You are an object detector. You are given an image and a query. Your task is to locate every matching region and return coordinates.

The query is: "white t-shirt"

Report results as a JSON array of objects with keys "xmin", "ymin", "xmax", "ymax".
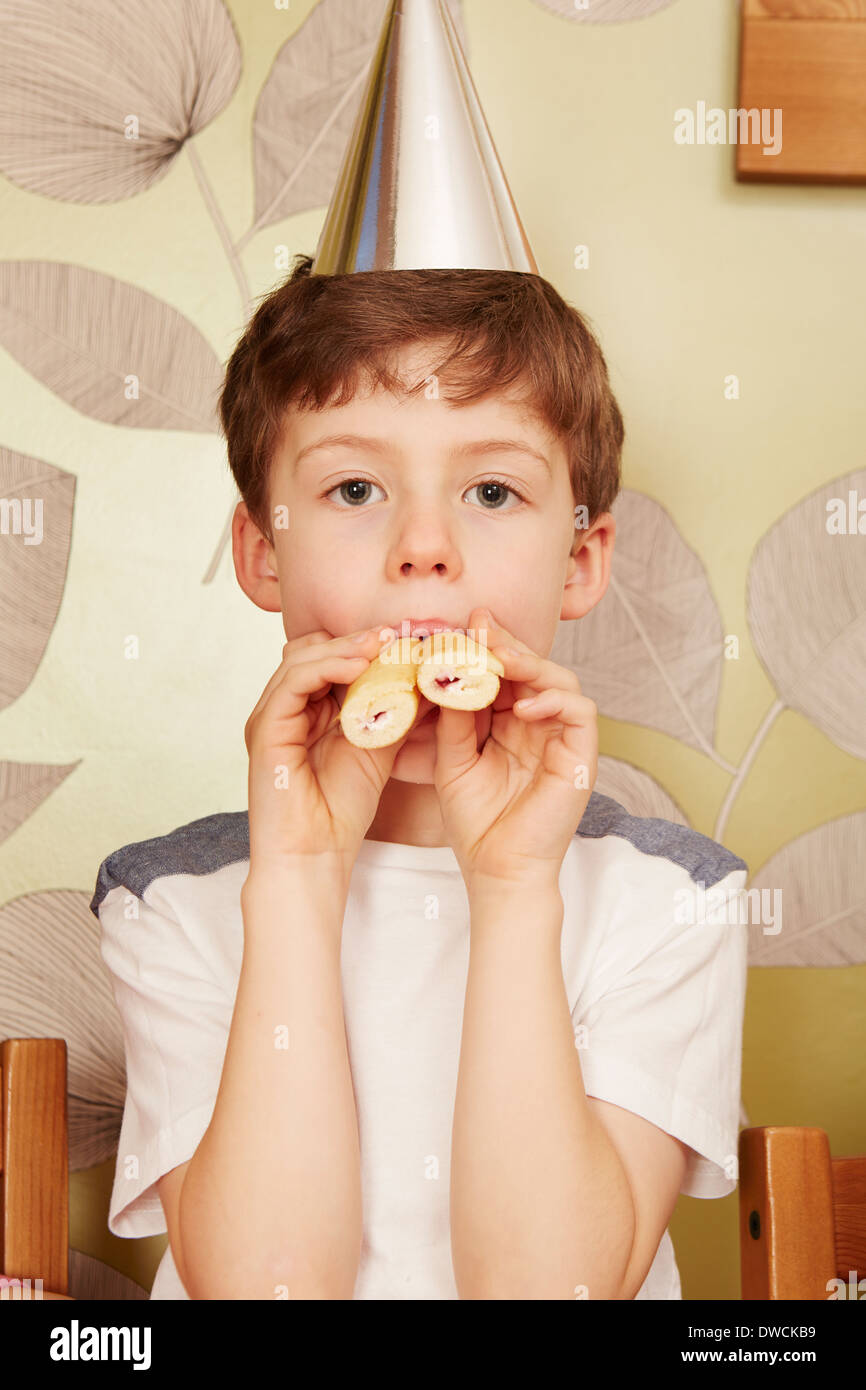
[{"xmin": 90, "ymin": 790, "xmax": 749, "ymax": 1300}]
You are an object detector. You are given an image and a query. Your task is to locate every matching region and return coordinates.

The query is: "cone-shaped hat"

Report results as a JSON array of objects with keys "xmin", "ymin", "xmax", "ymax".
[{"xmin": 311, "ymin": 0, "xmax": 538, "ymax": 275}]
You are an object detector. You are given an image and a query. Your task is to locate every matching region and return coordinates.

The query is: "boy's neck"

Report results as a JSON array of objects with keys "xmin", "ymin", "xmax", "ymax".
[{"xmin": 365, "ymin": 779, "xmax": 449, "ymax": 848}]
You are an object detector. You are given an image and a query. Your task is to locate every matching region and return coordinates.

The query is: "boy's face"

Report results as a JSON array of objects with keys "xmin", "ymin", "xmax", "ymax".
[{"xmin": 233, "ymin": 340, "xmax": 615, "ymax": 788}]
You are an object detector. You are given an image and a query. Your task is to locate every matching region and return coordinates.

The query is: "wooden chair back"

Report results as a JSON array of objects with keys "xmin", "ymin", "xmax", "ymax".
[
  {"xmin": 0, "ymin": 1037, "xmax": 73, "ymax": 1299},
  {"xmin": 739, "ymin": 1125, "xmax": 866, "ymax": 1300}
]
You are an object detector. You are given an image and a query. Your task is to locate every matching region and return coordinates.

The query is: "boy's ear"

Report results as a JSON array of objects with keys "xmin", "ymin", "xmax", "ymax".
[
  {"xmin": 560, "ymin": 511, "xmax": 616, "ymax": 622},
  {"xmin": 231, "ymin": 501, "xmax": 282, "ymax": 612}
]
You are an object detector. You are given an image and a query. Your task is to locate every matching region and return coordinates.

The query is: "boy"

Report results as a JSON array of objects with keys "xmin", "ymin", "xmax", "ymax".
[{"xmin": 90, "ymin": 256, "xmax": 749, "ymax": 1300}]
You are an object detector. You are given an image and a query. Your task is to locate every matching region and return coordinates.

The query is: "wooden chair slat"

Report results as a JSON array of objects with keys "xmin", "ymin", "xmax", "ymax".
[
  {"xmin": 0, "ymin": 1038, "xmax": 69, "ymax": 1298},
  {"xmin": 739, "ymin": 1126, "xmax": 866, "ymax": 1300}
]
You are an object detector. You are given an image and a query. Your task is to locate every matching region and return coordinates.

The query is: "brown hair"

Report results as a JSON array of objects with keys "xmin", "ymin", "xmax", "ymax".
[{"xmin": 218, "ymin": 255, "xmax": 624, "ymax": 547}]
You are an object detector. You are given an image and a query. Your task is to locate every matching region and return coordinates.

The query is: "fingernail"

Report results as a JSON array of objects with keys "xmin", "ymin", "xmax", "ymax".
[{"xmin": 351, "ymin": 629, "xmax": 370, "ymax": 643}]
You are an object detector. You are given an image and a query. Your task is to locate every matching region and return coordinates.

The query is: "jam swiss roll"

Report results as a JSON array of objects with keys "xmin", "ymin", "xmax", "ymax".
[
  {"xmin": 339, "ymin": 630, "xmax": 505, "ymax": 748},
  {"xmin": 338, "ymin": 643, "xmax": 421, "ymax": 749},
  {"xmin": 415, "ymin": 631, "xmax": 505, "ymax": 710}
]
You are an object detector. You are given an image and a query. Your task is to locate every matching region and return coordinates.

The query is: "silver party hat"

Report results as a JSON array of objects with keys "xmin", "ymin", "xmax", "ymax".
[{"xmin": 311, "ymin": 0, "xmax": 538, "ymax": 275}]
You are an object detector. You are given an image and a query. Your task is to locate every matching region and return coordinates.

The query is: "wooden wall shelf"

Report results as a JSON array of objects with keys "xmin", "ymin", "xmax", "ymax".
[{"xmin": 737, "ymin": 0, "xmax": 866, "ymax": 183}]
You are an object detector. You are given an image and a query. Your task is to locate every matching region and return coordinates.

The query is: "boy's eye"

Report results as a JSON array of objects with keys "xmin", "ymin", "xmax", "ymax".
[
  {"xmin": 322, "ymin": 478, "xmax": 526, "ymax": 510},
  {"xmin": 324, "ymin": 479, "xmax": 386, "ymax": 507},
  {"xmin": 466, "ymin": 480, "xmax": 525, "ymax": 510}
]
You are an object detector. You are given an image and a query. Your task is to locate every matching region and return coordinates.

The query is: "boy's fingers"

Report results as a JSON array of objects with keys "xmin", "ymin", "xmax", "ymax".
[
  {"xmin": 247, "ymin": 629, "xmax": 373, "ymax": 741},
  {"xmin": 260, "ymin": 628, "xmax": 393, "ymax": 730},
  {"xmin": 283, "ymin": 630, "xmax": 332, "ymax": 659},
  {"xmin": 246, "ymin": 626, "xmax": 404, "ymax": 753},
  {"xmin": 250, "ymin": 653, "xmax": 372, "ymax": 753},
  {"xmin": 469, "ymin": 607, "xmax": 534, "ymax": 659},
  {"xmin": 489, "ymin": 645, "xmax": 583, "ymax": 699}
]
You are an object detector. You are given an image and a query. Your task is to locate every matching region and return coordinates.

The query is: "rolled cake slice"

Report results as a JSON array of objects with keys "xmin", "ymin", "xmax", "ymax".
[
  {"xmin": 339, "ymin": 642, "xmax": 421, "ymax": 748},
  {"xmin": 416, "ymin": 630, "xmax": 505, "ymax": 711}
]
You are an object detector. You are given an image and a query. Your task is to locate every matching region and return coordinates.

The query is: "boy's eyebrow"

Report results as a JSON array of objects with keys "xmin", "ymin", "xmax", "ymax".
[{"xmin": 292, "ymin": 433, "xmax": 552, "ymax": 475}]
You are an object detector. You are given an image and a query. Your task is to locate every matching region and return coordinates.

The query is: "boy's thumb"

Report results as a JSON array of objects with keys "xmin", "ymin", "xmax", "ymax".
[{"xmin": 433, "ymin": 705, "xmax": 478, "ymax": 782}]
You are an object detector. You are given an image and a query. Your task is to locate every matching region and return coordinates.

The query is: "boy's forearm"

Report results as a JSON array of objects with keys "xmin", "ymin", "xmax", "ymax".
[
  {"xmin": 179, "ymin": 868, "xmax": 361, "ymax": 1299},
  {"xmin": 450, "ymin": 883, "xmax": 635, "ymax": 1300}
]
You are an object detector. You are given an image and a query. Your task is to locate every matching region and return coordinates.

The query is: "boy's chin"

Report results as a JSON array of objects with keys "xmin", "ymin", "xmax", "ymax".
[{"xmin": 385, "ymin": 705, "xmax": 491, "ymax": 783}]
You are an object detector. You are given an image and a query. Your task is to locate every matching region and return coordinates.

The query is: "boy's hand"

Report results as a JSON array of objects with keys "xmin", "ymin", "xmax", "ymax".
[
  {"xmin": 432, "ymin": 607, "xmax": 598, "ymax": 893},
  {"xmin": 244, "ymin": 626, "xmax": 412, "ymax": 889}
]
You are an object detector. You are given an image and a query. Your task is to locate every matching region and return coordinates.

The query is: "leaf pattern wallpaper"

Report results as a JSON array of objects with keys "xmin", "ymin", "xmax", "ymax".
[{"xmin": 0, "ymin": 0, "xmax": 863, "ymax": 1302}]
